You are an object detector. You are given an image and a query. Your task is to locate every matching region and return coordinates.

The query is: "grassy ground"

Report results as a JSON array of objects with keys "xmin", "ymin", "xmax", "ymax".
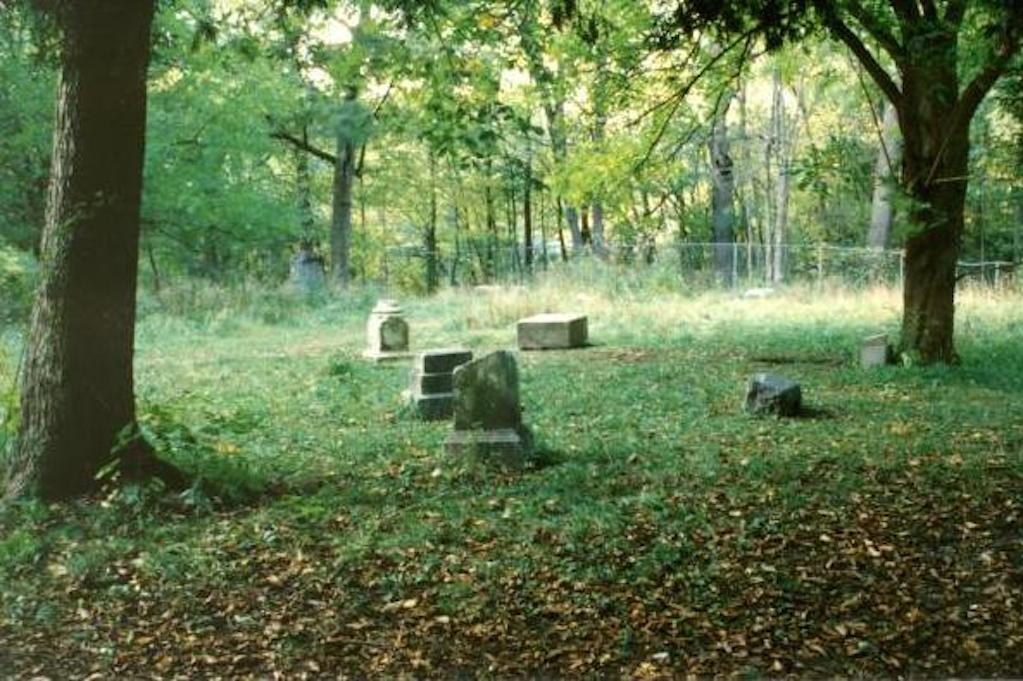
[{"xmin": 2, "ymin": 274, "xmax": 1023, "ymax": 678}]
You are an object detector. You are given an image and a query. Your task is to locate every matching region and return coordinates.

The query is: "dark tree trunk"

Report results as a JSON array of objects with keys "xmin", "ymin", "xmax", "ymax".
[
  {"xmin": 296, "ymin": 126, "xmax": 316, "ymax": 244},
  {"xmin": 523, "ymin": 165, "xmax": 533, "ymax": 273},
  {"xmin": 330, "ymin": 88, "xmax": 358, "ymax": 288},
  {"xmin": 10, "ymin": 0, "xmax": 179, "ymax": 499},
  {"xmin": 898, "ymin": 62, "xmax": 969, "ymax": 363},
  {"xmin": 424, "ymin": 151, "xmax": 439, "ymax": 293}
]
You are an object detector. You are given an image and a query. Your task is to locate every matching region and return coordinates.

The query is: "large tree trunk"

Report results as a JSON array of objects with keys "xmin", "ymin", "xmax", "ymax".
[
  {"xmin": 10, "ymin": 0, "xmax": 175, "ymax": 499},
  {"xmin": 867, "ymin": 101, "xmax": 901, "ymax": 249},
  {"xmin": 709, "ymin": 93, "xmax": 736, "ymax": 285},
  {"xmin": 330, "ymin": 88, "xmax": 358, "ymax": 288},
  {"xmin": 898, "ymin": 64, "xmax": 969, "ymax": 363}
]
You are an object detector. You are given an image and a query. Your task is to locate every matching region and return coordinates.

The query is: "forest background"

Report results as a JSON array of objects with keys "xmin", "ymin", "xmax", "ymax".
[{"xmin": 2, "ymin": 0, "xmax": 1021, "ymax": 321}]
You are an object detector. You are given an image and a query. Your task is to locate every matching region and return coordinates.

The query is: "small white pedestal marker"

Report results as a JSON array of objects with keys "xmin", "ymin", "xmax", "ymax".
[
  {"xmin": 363, "ymin": 299, "xmax": 411, "ymax": 362},
  {"xmin": 860, "ymin": 333, "xmax": 890, "ymax": 369}
]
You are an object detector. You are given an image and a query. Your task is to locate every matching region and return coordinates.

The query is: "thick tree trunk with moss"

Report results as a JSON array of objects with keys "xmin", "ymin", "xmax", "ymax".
[
  {"xmin": 10, "ymin": 0, "xmax": 171, "ymax": 499},
  {"xmin": 898, "ymin": 59, "xmax": 969, "ymax": 364}
]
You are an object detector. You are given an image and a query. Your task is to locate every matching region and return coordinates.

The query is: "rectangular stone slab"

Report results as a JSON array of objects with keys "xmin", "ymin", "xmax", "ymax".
[
  {"xmin": 517, "ymin": 313, "xmax": 588, "ymax": 350},
  {"xmin": 416, "ymin": 349, "xmax": 473, "ymax": 374},
  {"xmin": 412, "ymin": 370, "xmax": 454, "ymax": 396}
]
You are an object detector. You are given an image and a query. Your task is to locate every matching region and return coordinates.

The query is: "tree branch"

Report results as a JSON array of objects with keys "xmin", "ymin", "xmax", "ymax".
[
  {"xmin": 955, "ymin": 37, "xmax": 1021, "ymax": 123},
  {"xmin": 269, "ymin": 129, "xmax": 337, "ymax": 164},
  {"xmin": 819, "ymin": 8, "xmax": 902, "ymax": 107},
  {"xmin": 845, "ymin": 3, "xmax": 904, "ymax": 61}
]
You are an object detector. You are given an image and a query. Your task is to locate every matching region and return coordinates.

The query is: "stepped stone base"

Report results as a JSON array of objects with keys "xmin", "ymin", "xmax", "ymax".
[
  {"xmin": 444, "ymin": 427, "xmax": 532, "ymax": 469},
  {"xmin": 517, "ymin": 313, "xmax": 588, "ymax": 350},
  {"xmin": 410, "ymin": 392, "xmax": 456, "ymax": 420}
]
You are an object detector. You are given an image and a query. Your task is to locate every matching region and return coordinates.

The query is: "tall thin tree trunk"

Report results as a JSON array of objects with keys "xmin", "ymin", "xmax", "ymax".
[
  {"xmin": 330, "ymin": 87, "xmax": 358, "ymax": 288},
  {"xmin": 709, "ymin": 92, "xmax": 736, "ymax": 285},
  {"xmin": 867, "ymin": 101, "xmax": 901, "ymax": 250},
  {"xmin": 11, "ymin": 0, "xmax": 178, "ymax": 499},
  {"xmin": 556, "ymin": 197, "xmax": 569, "ymax": 262},
  {"xmin": 769, "ymin": 68, "xmax": 789, "ymax": 284},
  {"xmin": 424, "ymin": 150, "xmax": 439, "ymax": 293},
  {"xmin": 524, "ymin": 159, "xmax": 533, "ymax": 273}
]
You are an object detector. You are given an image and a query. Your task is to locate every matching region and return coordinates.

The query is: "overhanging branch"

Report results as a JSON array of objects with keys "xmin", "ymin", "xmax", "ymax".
[
  {"xmin": 269, "ymin": 128, "xmax": 337, "ymax": 165},
  {"xmin": 819, "ymin": 7, "xmax": 902, "ymax": 107}
]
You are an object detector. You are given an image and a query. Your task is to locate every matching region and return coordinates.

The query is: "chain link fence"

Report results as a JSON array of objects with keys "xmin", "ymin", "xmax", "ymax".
[{"xmin": 382, "ymin": 242, "xmax": 929, "ymax": 291}]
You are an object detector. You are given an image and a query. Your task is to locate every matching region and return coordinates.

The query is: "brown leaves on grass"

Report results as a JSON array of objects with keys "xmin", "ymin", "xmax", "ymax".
[{"xmin": 4, "ymin": 461, "xmax": 1023, "ymax": 678}]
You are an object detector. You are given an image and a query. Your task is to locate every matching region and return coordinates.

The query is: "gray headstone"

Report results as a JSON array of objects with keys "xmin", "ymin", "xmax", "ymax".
[
  {"xmin": 289, "ymin": 249, "xmax": 325, "ymax": 293},
  {"xmin": 444, "ymin": 350, "xmax": 532, "ymax": 466},
  {"xmin": 860, "ymin": 333, "xmax": 889, "ymax": 368},
  {"xmin": 517, "ymin": 313, "xmax": 588, "ymax": 350},
  {"xmin": 745, "ymin": 373, "xmax": 802, "ymax": 417}
]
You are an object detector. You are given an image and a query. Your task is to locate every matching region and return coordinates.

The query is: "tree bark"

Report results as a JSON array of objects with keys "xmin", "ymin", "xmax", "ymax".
[
  {"xmin": 523, "ymin": 162, "xmax": 533, "ymax": 273},
  {"xmin": 709, "ymin": 93, "xmax": 736, "ymax": 285},
  {"xmin": 424, "ymin": 150, "xmax": 439, "ymax": 293},
  {"xmin": 898, "ymin": 60, "xmax": 969, "ymax": 363},
  {"xmin": 330, "ymin": 87, "xmax": 358, "ymax": 288},
  {"xmin": 769, "ymin": 68, "xmax": 790, "ymax": 284},
  {"xmin": 10, "ymin": 0, "xmax": 179, "ymax": 499},
  {"xmin": 867, "ymin": 101, "xmax": 901, "ymax": 249}
]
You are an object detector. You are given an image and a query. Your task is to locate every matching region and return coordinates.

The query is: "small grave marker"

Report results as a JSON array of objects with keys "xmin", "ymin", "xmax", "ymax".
[
  {"xmin": 517, "ymin": 313, "xmax": 588, "ymax": 350},
  {"xmin": 364, "ymin": 299, "xmax": 410, "ymax": 362},
  {"xmin": 745, "ymin": 373, "xmax": 802, "ymax": 417},
  {"xmin": 445, "ymin": 350, "xmax": 533, "ymax": 467}
]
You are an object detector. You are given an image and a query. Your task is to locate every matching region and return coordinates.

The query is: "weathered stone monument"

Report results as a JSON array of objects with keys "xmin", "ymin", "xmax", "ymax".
[
  {"xmin": 445, "ymin": 350, "xmax": 532, "ymax": 467},
  {"xmin": 860, "ymin": 333, "xmax": 890, "ymax": 368},
  {"xmin": 745, "ymin": 373, "xmax": 802, "ymax": 417},
  {"xmin": 517, "ymin": 313, "xmax": 588, "ymax": 350},
  {"xmin": 363, "ymin": 299, "xmax": 410, "ymax": 362},
  {"xmin": 407, "ymin": 349, "xmax": 473, "ymax": 420},
  {"xmin": 288, "ymin": 245, "xmax": 325, "ymax": 293}
]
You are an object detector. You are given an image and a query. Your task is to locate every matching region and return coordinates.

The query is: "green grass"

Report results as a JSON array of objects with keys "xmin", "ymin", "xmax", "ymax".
[{"xmin": 2, "ymin": 277, "xmax": 1022, "ymax": 677}]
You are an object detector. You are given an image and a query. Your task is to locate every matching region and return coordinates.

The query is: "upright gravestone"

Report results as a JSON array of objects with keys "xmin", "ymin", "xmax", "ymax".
[
  {"xmin": 745, "ymin": 373, "xmax": 802, "ymax": 417},
  {"xmin": 860, "ymin": 333, "xmax": 890, "ymax": 368},
  {"xmin": 408, "ymin": 349, "xmax": 473, "ymax": 420},
  {"xmin": 289, "ymin": 246, "xmax": 325, "ymax": 294},
  {"xmin": 445, "ymin": 350, "xmax": 532, "ymax": 467},
  {"xmin": 517, "ymin": 313, "xmax": 588, "ymax": 350},
  {"xmin": 364, "ymin": 299, "xmax": 410, "ymax": 362}
]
